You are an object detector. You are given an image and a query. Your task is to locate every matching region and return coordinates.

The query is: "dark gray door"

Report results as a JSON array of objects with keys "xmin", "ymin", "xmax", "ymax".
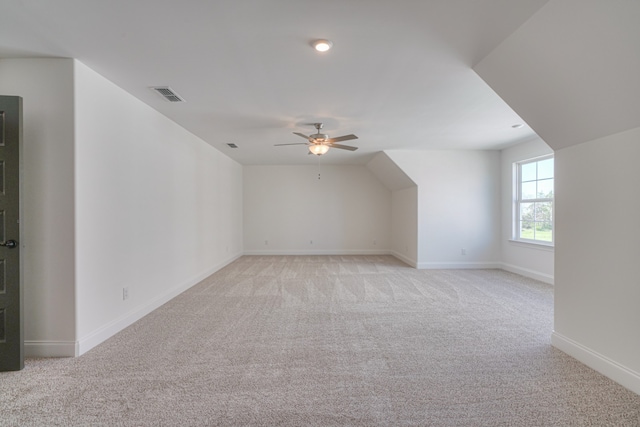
[{"xmin": 0, "ymin": 96, "xmax": 23, "ymax": 371}]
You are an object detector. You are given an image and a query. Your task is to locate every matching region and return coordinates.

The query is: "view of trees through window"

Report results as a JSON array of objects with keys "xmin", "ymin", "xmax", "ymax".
[{"xmin": 517, "ymin": 157, "xmax": 553, "ymax": 243}]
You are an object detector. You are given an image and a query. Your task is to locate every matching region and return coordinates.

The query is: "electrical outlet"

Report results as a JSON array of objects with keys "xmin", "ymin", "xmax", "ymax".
[
  {"xmin": 373, "ymin": 239, "xmax": 377, "ymax": 246},
  {"xmin": 122, "ymin": 287, "xmax": 129, "ymax": 301},
  {"xmin": 310, "ymin": 240, "xmax": 313, "ymax": 245},
  {"xmin": 461, "ymin": 248, "xmax": 466, "ymax": 255},
  {"xmin": 265, "ymin": 240, "xmax": 268, "ymax": 245}
]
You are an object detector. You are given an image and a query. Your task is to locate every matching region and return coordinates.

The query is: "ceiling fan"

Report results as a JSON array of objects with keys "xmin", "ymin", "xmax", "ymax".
[{"xmin": 275, "ymin": 123, "xmax": 358, "ymax": 155}]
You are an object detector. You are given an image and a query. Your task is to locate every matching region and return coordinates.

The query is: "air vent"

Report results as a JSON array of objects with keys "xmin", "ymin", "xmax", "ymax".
[
  {"xmin": 150, "ymin": 86, "xmax": 185, "ymax": 103},
  {"xmin": 227, "ymin": 143, "xmax": 238, "ymax": 148}
]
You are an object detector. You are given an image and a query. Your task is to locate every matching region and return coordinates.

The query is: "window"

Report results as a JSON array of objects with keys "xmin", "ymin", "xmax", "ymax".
[{"xmin": 515, "ymin": 156, "xmax": 554, "ymax": 244}]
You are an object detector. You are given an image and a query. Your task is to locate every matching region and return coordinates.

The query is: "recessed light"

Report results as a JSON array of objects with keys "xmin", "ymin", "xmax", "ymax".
[
  {"xmin": 312, "ymin": 39, "xmax": 333, "ymax": 52},
  {"xmin": 512, "ymin": 124, "xmax": 524, "ymax": 129}
]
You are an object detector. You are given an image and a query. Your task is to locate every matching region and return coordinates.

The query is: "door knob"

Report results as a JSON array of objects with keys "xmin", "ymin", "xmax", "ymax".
[{"xmin": 0, "ymin": 240, "xmax": 18, "ymax": 248}]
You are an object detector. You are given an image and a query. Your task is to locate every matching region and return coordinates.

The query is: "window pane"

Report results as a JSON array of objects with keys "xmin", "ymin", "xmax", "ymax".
[
  {"xmin": 520, "ymin": 203, "xmax": 534, "ymax": 221},
  {"xmin": 520, "ymin": 221, "xmax": 534, "ymax": 239},
  {"xmin": 521, "ymin": 162, "xmax": 537, "ymax": 182},
  {"xmin": 514, "ymin": 156, "xmax": 554, "ymax": 244},
  {"xmin": 535, "ymin": 202, "xmax": 552, "ymax": 222},
  {"xmin": 537, "ymin": 178, "xmax": 553, "ymax": 198},
  {"xmin": 521, "ymin": 181, "xmax": 536, "ymax": 199},
  {"xmin": 535, "ymin": 222, "xmax": 553, "ymax": 242},
  {"xmin": 538, "ymin": 158, "xmax": 554, "ymax": 180}
]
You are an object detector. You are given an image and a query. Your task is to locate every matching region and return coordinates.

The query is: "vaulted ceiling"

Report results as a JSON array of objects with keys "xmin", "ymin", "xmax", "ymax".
[{"xmin": 0, "ymin": 1, "xmax": 549, "ymax": 165}]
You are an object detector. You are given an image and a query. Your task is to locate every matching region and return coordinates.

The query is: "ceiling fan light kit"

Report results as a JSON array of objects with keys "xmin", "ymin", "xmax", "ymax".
[
  {"xmin": 309, "ymin": 144, "xmax": 330, "ymax": 156},
  {"xmin": 274, "ymin": 122, "xmax": 359, "ymax": 156}
]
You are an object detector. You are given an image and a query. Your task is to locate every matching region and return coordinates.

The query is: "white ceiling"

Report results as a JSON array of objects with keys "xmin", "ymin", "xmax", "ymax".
[
  {"xmin": 476, "ymin": 0, "xmax": 640, "ymax": 151},
  {"xmin": 0, "ymin": 0, "xmax": 548, "ymax": 165}
]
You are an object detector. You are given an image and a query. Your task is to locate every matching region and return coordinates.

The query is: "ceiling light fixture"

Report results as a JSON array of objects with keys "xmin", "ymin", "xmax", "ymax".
[
  {"xmin": 312, "ymin": 39, "xmax": 333, "ymax": 52},
  {"xmin": 512, "ymin": 123, "xmax": 524, "ymax": 129},
  {"xmin": 309, "ymin": 144, "xmax": 330, "ymax": 156}
]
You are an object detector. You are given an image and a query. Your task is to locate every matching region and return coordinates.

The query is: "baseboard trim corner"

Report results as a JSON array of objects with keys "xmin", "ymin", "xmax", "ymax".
[
  {"xmin": 552, "ymin": 331, "xmax": 640, "ymax": 395},
  {"xmin": 390, "ymin": 251, "xmax": 417, "ymax": 268}
]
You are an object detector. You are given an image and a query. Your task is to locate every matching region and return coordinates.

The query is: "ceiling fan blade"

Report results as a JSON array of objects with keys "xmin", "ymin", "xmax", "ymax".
[
  {"xmin": 274, "ymin": 143, "xmax": 308, "ymax": 146},
  {"xmin": 293, "ymin": 132, "xmax": 310, "ymax": 140},
  {"xmin": 330, "ymin": 143, "xmax": 358, "ymax": 151},
  {"xmin": 327, "ymin": 134, "xmax": 358, "ymax": 143}
]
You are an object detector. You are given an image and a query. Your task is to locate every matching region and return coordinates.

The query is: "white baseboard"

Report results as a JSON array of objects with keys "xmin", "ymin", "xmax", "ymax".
[
  {"xmin": 25, "ymin": 340, "xmax": 78, "ymax": 358},
  {"xmin": 76, "ymin": 253, "xmax": 242, "ymax": 356},
  {"xmin": 27, "ymin": 253, "xmax": 556, "ymax": 359},
  {"xmin": 242, "ymin": 249, "xmax": 391, "ymax": 256},
  {"xmin": 416, "ymin": 261, "xmax": 502, "ymax": 269},
  {"xmin": 552, "ymin": 332, "xmax": 640, "ymax": 396},
  {"xmin": 501, "ymin": 263, "xmax": 554, "ymax": 284},
  {"xmin": 389, "ymin": 251, "xmax": 417, "ymax": 268}
]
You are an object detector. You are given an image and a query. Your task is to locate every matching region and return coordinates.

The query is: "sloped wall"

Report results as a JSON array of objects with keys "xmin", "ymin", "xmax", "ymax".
[
  {"xmin": 385, "ymin": 150, "xmax": 501, "ymax": 268},
  {"xmin": 1, "ymin": 58, "xmax": 244, "ymax": 356},
  {"xmin": 74, "ymin": 60, "xmax": 243, "ymax": 354},
  {"xmin": 475, "ymin": 0, "xmax": 640, "ymax": 394},
  {"xmin": 366, "ymin": 152, "xmax": 418, "ymax": 265},
  {"xmin": 475, "ymin": 0, "xmax": 640, "ymax": 151}
]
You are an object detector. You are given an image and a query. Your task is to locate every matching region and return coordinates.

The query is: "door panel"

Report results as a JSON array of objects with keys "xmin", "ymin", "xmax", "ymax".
[{"xmin": 0, "ymin": 95, "xmax": 23, "ymax": 371}]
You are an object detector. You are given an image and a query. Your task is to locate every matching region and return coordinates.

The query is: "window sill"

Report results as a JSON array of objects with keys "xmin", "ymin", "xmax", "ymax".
[{"xmin": 508, "ymin": 239, "xmax": 555, "ymax": 252}]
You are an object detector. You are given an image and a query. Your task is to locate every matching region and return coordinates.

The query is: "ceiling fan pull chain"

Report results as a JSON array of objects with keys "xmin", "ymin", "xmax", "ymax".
[{"xmin": 317, "ymin": 157, "xmax": 321, "ymax": 180}]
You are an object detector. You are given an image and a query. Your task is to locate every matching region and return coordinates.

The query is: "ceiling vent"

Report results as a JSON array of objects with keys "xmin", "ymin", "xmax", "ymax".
[{"xmin": 150, "ymin": 86, "xmax": 185, "ymax": 103}]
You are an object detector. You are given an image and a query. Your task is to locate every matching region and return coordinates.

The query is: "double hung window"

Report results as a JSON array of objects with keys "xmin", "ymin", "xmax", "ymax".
[{"xmin": 515, "ymin": 156, "xmax": 554, "ymax": 244}]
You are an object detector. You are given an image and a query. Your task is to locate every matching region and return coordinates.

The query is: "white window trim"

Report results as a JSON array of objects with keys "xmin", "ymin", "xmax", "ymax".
[
  {"xmin": 513, "ymin": 154, "xmax": 554, "ymax": 246},
  {"xmin": 508, "ymin": 239, "xmax": 554, "ymax": 251}
]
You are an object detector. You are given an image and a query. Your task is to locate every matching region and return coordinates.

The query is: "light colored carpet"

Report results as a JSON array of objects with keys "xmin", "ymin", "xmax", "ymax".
[{"xmin": 2, "ymin": 255, "xmax": 639, "ymax": 426}]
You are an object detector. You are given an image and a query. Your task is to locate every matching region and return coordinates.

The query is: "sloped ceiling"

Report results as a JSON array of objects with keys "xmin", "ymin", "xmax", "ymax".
[
  {"xmin": 366, "ymin": 152, "xmax": 416, "ymax": 191},
  {"xmin": 0, "ymin": 1, "xmax": 548, "ymax": 165},
  {"xmin": 475, "ymin": 0, "xmax": 640, "ymax": 151}
]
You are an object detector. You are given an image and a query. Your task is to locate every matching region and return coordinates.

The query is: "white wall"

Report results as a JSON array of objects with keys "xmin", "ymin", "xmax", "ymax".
[
  {"xmin": 552, "ymin": 126, "xmax": 640, "ymax": 394},
  {"xmin": 391, "ymin": 186, "xmax": 418, "ymax": 266},
  {"xmin": 366, "ymin": 152, "xmax": 417, "ymax": 266},
  {"xmin": 0, "ymin": 58, "xmax": 77, "ymax": 356},
  {"xmin": 500, "ymin": 138, "xmax": 554, "ymax": 283},
  {"xmin": 475, "ymin": 0, "xmax": 640, "ymax": 394},
  {"xmin": 73, "ymin": 61, "xmax": 243, "ymax": 354},
  {"xmin": 386, "ymin": 150, "xmax": 501, "ymax": 268},
  {"xmin": 1, "ymin": 58, "xmax": 243, "ymax": 357},
  {"xmin": 243, "ymin": 165, "xmax": 390, "ymax": 254}
]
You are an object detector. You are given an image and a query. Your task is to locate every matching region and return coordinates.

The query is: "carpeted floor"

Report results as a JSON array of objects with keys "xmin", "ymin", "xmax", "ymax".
[{"xmin": 2, "ymin": 255, "xmax": 640, "ymax": 426}]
